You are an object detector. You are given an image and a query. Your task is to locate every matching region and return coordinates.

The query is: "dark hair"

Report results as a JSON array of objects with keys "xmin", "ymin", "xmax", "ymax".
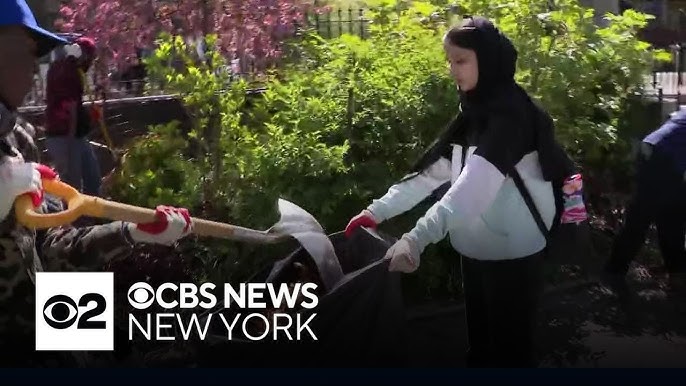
[{"xmin": 444, "ymin": 18, "xmax": 480, "ymax": 50}]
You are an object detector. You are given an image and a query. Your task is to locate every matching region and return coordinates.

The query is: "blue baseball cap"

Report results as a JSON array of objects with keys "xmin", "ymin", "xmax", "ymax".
[{"xmin": 0, "ymin": 0, "xmax": 69, "ymax": 57}]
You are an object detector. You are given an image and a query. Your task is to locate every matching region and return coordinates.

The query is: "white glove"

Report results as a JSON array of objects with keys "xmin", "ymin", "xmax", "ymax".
[
  {"xmin": 384, "ymin": 234, "xmax": 421, "ymax": 273},
  {"xmin": 127, "ymin": 206, "xmax": 193, "ymax": 246},
  {"xmin": 0, "ymin": 161, "xmax": 52, "ymax": 222},
  {"xmin": 64, "ymin": 43, "xmax": 83, "ymax": 59}
]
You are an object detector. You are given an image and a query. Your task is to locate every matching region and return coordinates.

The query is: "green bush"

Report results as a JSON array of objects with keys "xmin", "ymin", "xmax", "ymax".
[
  {"xmin": 107, "ymin": 121, "xmax": 202, "ymax": 210},
  {"xmin": 247, "ymin": 2, "xmax": 463, "ymax": 300},
  {"xmin": 251, "ymin": 10, "xmax": 458, "ymax": 227},
  {"xmin": 107, "ymin": 33, "xmax": 350, "ymax": 288}
]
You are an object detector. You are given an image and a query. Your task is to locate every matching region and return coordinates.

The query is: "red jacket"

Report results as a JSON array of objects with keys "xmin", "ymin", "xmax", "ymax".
[{"xmin": 45, "ymin": 57, "xmax": 84, "ymax": 136}]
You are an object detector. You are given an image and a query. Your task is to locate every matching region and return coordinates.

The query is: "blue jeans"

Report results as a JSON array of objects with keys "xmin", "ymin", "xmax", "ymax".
[{"xmin": 45, "ymin": 136, "xmax": 102, "ymax": 196}]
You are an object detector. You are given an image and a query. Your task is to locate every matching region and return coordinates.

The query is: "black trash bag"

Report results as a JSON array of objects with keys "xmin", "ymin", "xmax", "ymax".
[{"xmin": 195, "ymin": 227, "xmax": 407, "ymax": 367}]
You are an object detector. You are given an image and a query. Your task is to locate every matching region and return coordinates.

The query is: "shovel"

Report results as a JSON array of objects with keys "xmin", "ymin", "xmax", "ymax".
[{"xmin": 14, "ymin": 178, "xmax": 326, "ymax": 245}]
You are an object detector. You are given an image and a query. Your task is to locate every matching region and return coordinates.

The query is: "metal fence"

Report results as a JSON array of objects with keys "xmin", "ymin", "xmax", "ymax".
[
  {"xmin": 649, "ymin": 42, "xmax": 686, "ymax": 113},
  {"xmin": 307, "ymin": 6, "xmax": 370, "ymax": 39},
  {"xmin": 646, "ymin": 72, "xmax": 686, "ymax": 97},
  {"xmin": 22, "ymin": 67, "xmax": 160, "ymax": 108}
]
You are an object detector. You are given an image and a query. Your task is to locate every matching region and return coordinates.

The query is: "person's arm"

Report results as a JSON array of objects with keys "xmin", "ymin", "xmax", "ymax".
[
  {"xmin": 367, "ymin": 157, "xmax": 452, "ymax": 222},
  {"xmin": 405, "ymin": 117, "xmax": 527, "ymax": 252},
  {"xmin": 38, "ymin": 197, "xmax": 193, "ymax": 271},
  {"xmin": 37, "ymin": 196, "xmax": 135, "ymax": 271},
  {"xmin": 404, "ymin": 154, "xmax": 506, "ymax": 252}
]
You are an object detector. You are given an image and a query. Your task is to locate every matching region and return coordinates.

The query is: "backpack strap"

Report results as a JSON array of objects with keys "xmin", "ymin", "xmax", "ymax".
[{"xmin": 509, "ymin": 167, "xmax": 551, "ymax": 244}]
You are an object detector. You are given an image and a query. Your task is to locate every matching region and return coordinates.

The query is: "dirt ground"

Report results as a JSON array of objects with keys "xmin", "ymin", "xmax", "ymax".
[{"xmin": 404, "ymin": 261, "xmax": 686, "ymax": 368}]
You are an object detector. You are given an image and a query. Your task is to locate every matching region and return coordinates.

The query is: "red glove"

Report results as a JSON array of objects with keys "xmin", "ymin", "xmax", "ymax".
[
  {"xmin": 344, "ymin": 209, "xmax": 378, "ymax": 238},
  {"xmin": 28, "ymin": 164, "xmax": 58, "ymax": 207},
  {"xmin": 127, "ymin": 205, "xmax": 193, "ymax": 246}
]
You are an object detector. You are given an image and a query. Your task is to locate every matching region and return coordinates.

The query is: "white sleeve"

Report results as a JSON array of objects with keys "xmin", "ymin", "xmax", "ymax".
[
  {"xmin": 405, "ymin": 154, "xmax": 506, "ymax": 252},
  {"xmin": 367, "ymin": 157, "xmax": 452, "ymax": 222}
]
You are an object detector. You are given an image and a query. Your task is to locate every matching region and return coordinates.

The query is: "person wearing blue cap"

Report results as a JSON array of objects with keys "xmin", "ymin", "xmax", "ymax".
[
  {"xmin": 0, "ymin": 0, "xmax": 195, "ymax": 366},
  {"xmin": 0, "ymin": 0, "xmax": 69, "ymax": 111}
]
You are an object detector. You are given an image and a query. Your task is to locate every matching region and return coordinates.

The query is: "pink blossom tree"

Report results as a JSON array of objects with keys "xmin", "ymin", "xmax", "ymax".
[{"xmin": 57, "ymin": 0, "xmax": 313, "ymax": 77}]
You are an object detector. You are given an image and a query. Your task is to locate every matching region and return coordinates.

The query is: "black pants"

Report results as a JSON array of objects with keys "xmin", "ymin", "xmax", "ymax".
[
  {"xmin": 607, "ymin": 146, "xmax": 686, "ymax": 275},
  {"xmin": 461, "ymin": 252, "xmax": 543, "ymax": 368}
]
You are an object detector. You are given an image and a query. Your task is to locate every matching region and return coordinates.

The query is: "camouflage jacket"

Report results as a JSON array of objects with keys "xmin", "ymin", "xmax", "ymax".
[{"xmin": 0, "ymin": 117, "xmax": 135, "ymax": 354}]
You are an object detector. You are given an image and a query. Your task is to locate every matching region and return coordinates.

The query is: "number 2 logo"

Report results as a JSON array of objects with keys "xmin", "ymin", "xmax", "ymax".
[{"xmin": 42, "ymin": 293, "xmax": 107, "ymax": 330}]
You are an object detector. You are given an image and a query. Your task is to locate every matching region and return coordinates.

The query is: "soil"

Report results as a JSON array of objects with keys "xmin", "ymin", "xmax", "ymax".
[{"xmin": 405, "ymin": 241, "xmax": 686, "ymax": 368}]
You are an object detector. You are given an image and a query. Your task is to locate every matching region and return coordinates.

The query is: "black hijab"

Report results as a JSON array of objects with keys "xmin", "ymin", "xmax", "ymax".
[
  {"xmin": 450, "ymin": 16, "xmax": 518, "ymax": 114},
  {"xmin": 405, "ymin": 16, "xmax": 573, "ymax": 183}
]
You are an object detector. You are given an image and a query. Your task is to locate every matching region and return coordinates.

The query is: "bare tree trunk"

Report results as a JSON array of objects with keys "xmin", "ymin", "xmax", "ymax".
[{"xmin": 200, "ymin": 0, "xmax": 223, "ymax": 203}]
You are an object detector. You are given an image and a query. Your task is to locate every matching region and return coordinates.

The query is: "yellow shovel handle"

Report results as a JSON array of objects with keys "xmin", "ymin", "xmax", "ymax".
[
  {"xmin": 13, "ymin": 179, "xmax": 276, "ymax": 242},
  {"xmin": 14, "ymin": 179, "xmax": 176, "ymax": 229}
]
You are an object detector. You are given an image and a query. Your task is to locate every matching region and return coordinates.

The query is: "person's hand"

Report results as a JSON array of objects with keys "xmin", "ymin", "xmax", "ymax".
[
  {"xmin": 0, "ymin": 161, "xmax": 58, "ymax": 221},
  {"xmin": 384, "ymin": 235, "xmax": 421, "ymax": 273},
  {"xmin": 344, "ymin": 209, "xmax": 378, "ymax": 238},
  {"xmin": 127, "ymin": 206, "xmax": 193, "ymax": 246}
]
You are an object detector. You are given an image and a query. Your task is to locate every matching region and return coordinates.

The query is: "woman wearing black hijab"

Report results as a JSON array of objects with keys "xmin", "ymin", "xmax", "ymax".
[{"xmin": 345, "ymin": 16, "xmax": 567, "ymax": 367}]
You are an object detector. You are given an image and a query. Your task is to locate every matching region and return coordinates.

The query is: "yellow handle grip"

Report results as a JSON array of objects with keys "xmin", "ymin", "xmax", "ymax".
[
  {"xmin": 13, "ymin": 179, "xmax": 276, "ymax": 242},
  {"xmin": 14, "ymin": 179, "xmax": 103, "ymax": 229}
]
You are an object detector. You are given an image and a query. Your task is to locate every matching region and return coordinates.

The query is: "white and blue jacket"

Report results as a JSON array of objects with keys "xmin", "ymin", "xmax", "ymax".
[{"xmin": 368, "ymin": 115, "xmax": 556, "ymax": 261}]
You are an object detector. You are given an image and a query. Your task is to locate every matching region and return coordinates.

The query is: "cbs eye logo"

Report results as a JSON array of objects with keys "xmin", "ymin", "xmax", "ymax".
[
  {"xmin": 127, "ymin": 282, "xmax": 155, "ymax": 310},
  {"xmin": 42, "ymin": 293, "xmax": 107, "ymax": 330}
]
